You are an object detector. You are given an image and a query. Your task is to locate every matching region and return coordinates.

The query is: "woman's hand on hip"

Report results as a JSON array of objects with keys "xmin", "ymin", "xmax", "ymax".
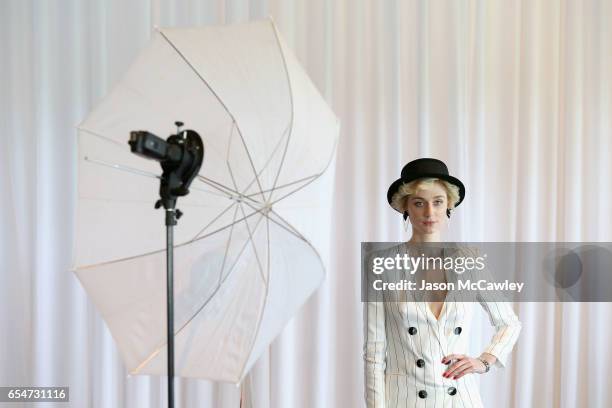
[{"xmin": 441, "ymin": 354, "xmax": 486, "ymax": 380}]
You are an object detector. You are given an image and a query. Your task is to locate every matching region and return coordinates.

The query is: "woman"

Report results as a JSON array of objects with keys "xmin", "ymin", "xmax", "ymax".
[{"xmin": 363, "ymin": 158, "xmax": 521, "ymax": 407}]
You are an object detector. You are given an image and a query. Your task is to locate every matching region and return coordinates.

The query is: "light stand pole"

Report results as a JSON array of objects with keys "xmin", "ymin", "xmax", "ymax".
[
  {"xmin": 129, "ymin": 122, "xmax": 204, "ymax": 408},
  {"xmin": 166, "ymin": 208, "xmax": 177, "ymax": 408}
]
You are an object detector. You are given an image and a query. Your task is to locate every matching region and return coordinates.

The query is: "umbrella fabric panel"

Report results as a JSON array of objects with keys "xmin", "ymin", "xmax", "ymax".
[
  {"xmin": 161, "ymin": 21, "xmax": 293, "ymax": 202},
  {"xmin": 271, "ymin": 154, "xmax": 337, "ymax": 249},
  {"xmin": 238, "ymin": 215, "xmax": 325, "ymax": 384},
  {"xmin": 75, "ymin": 213, "xmax": 266, "ymax": 381},
  {"xmin": 75, "ymin": 202, "xmax": 324, "ymax": 383},
  {"xmin": 265, "ymin": 28, "xmax": 339, "ymax": 203}
]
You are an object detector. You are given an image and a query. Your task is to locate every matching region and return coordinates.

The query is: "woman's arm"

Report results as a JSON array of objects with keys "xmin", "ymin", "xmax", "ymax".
[
  {"xmin": 477, "ymin": 298, "xmax": 522, "ymax": 369},
  {"xmin": 443, "ymin": 246, "xmax": 522, "ymax": 380},
  {"xmin": 363, "ymin": 299, "xmax": 386, "ymax": 408},
  {"xmin": 470, "ymin": 247, "xmax": 522, "ymax": 369}
]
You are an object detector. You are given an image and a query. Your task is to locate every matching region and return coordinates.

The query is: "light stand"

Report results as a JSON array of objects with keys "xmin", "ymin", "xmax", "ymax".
[{"xmin": 129, "ymin": 122, "xmax": 204, "ymax": 408}]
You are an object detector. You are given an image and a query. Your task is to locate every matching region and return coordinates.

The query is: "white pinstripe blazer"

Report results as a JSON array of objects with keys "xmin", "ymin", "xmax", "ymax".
[{"xmin": 363, "ymin": 245, "xmax": 522, "ymax": 408}]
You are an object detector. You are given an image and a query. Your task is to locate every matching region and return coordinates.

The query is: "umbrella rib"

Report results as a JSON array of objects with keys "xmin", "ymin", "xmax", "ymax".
[
  {"xmin": 258, "ymin": 206, "xmax": 327, "ymax": 295},
  {"xmin": 264, "ymin": 211, "xmax": 327, "ymax": 300},
  {"xmin": 267, "ymin": 135, "xmax": 339, "ymax": 207},
  {"xmin": 218, "ymin": 204, "xmax": 241, "ymax": 283},
  {"xmin": 235, "ymin": 202, "xmax": 273, "ymax": 384},
  {"xmin": 266, "ymin": 20, "xmax": 295, "ymax": 203},
  {"xmin": 225, "ymin": 125, "xmax": 244, "ymax": 204},
  {"xmin": 189, "ymin": 184, "xmax": 235, "ymax": 198},
  {"xmin": 74, "ymin": 206, "xmax": 264, "ymax": 271},
  {"xmin": 190, "ymin": 170, "xmax": 278, "ymax": 241},
  {"xmin": 158, "ymin": 30, "xmax": 267, "ymax": 204},
  {"xmin": 195, "ymin": 176, "xmax": 238, "ymax": 197},
  {"xmin": 80, "ymin": 129, "xmax": 232, "ymax": 199},
  {"xmin": 78, "ymin": 129, "xmax": 163, "ymax": 180},
  {"xmin": 78, "ymin": 127, "xmax": 130, "ymax": 149},
  {"xmin": 233, "ymin": 120, "xmax": 291, "ymax": 200},
  {"xmin": 195, "ymin": 176, "xmax": 262, "ymax": 205},
  {"xmin": 192, "ymin": 122, "xmax": 294, "ymax": 242},
  {"xmin": 83, "ymin": 157, "xmax": 227, "ymax": 199},
  {"xmin": 197, "ymin": 175, "xmax": 260, "ymax": 209},
  {"xmin": 215, "ymin": 208, "xmax": 267, "ymax": 287},
  {"xmin": 219, "ymin": 119, "xmax": 292, "ymax": 209},
  {"xmin": 243, "ymin": 173, "xmax": 318, "ymax": 198},
  {"xmin": 83, "ymin": 157, "xmax": 160, "ymax": 180},
  {"xmin": 266, "ymin": 209, "xmax": 307, "ymax": 242},
  {"xmin": 237, "ymin": 130, "xmax": 339, "ymax": 210},
  {"xmin": 240, "ymin": 200, "xmax": 306, "ymax": 244},
  {"xmin": 190, "ymin": 200, "xmax": 237, "ymax": 242},
  {"xmin": 267, "ymin": 172, "xmax": 322, "ymax": 206},
  {"xmin": 236, "ymin": 202, "xmax": 267, "ymax": 285}
]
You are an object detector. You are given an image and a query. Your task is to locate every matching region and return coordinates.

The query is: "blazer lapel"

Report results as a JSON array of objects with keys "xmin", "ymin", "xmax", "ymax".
[{"xmin": 421, "ymin": 246, "xmax": 460, "ymax": 347}]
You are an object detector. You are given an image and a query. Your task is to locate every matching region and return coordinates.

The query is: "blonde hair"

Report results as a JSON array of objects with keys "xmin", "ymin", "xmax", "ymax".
[{"xmin": 391, "ymin": 178, "xmax": 460, "ymax": 212}]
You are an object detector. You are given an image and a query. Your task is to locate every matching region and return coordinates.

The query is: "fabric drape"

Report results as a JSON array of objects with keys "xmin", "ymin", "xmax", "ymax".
[{"xmin": 1, "ymin": 1, "xmax": 611, "ymax": 407}]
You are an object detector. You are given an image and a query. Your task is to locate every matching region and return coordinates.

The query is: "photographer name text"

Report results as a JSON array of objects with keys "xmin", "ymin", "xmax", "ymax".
[{"xmin": 372, "ymin": 279, "xmax": 525, "ymax": 293}]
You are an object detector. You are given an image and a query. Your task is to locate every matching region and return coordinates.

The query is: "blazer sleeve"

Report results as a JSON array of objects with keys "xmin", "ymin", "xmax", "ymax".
[
  {"xmin": 362, "ymin": 251, "xmax": 386, "ymax": 408},
  {"xmin": 469, "ymin": 247, "xmax": 522, "ymax": 369},
  {"xmin": 477, "ymin": 297, "xmax": 522, "ymax": 368},
  {"xmin": 363, "ymin": 299, "xmax": 386, "ymax": 408}
]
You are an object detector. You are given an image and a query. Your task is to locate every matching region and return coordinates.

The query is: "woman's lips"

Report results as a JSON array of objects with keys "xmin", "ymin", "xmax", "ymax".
[{"xmin": 422, "ymin": 221, "xmax": 436, "ymax": 226}]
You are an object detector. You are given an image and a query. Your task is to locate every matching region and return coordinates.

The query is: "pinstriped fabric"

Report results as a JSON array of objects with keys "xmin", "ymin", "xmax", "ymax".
[
  {"xmin": 464, "ymin": 247, "xmax": 523, "ymax": 369},
  {"xmin": 363, "ymin": 299, "xmax": 386, "ymax": 407},
  {"xmin": 363, "ymin": 245, "xmax": 522, "ymax": 407}
]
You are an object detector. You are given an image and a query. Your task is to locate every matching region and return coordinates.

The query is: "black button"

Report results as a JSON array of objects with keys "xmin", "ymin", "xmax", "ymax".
[
  {"xmin": 408, "ymin": 327, "xmax": 417, "ymax": 335},
  {"xmin": 448, "ymin": 387, "xmax": 457, "ymax": 396},
  {"xmin": 416, "ymin": 359, "xmax": 425, "ymax": 368},
  {"xmin": 454, "ymin": 326, "xmax": 462, "ymax": 335},
  {"xmin": 418, "ymin": 390, "xmax": 427, "ymax": 399}
]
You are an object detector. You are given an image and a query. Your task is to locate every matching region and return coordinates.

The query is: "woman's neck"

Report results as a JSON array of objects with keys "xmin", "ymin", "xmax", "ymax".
[{"xmin": 408, "ymin": 233, "xmax": 441, "ymax": 243}]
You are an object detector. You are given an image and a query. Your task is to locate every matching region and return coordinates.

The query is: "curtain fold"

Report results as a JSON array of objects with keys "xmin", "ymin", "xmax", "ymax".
[{"xmin": 1, "ymin": 1, "xmax": 611, "ymax": 407}]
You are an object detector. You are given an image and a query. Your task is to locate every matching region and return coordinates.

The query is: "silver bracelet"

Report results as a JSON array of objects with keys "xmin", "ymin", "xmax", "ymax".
[{"xmin": 477, "ymin": 358, "xmax": 490, "ymax": 373}]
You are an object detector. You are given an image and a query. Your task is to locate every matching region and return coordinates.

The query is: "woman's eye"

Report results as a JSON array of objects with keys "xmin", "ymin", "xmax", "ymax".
[
  {"xmin": 415, "ymin": 202, "xmax": 423, "ymax": 207},
  {"xmin": 434, "ymin": 200, "xmax": 443, "ymax": 205}
]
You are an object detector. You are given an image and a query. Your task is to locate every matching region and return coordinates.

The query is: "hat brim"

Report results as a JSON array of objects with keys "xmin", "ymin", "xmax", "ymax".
[{"xmin": 387, "ymin": 174, "xmax": 465, "ymax": 213}]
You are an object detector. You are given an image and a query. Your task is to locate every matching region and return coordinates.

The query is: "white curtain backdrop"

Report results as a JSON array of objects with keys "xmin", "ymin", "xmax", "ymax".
[{"xmin": 2, "ymin": 1, "xmax": 611, "ymax": 407}]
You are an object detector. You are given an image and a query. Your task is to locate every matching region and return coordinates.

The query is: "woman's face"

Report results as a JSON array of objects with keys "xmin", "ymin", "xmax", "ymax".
[{"xmin": 404, "ymin": 182, "xmax": 448, "ymax": 235}]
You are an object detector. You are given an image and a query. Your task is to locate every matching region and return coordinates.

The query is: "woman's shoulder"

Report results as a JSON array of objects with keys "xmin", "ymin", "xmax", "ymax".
[
  {"xmin": 446, "ymin": 243, "xmax": 481, "ymax": 258},
  {"xmin": 364, "ymin": 242, "xmax": 407, "ymax": 259}
]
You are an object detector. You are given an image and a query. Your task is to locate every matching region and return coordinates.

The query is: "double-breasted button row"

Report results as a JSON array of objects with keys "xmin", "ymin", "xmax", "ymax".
[
  {"xmin": 409, "ymin": 326, "xmax": 462, "ymax": 335},
  {"xmin": 416, "ymin": 387, "xmax": 457, "ymax": 399},
  {"xmin": 409, "ymin": 324, "xmax": 461, "ymax": 400}
]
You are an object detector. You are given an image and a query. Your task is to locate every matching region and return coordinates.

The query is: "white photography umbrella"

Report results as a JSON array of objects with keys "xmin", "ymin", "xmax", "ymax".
[{"xmin": 73, "ymin": 19, "xmax": 339, "ymax": 385}]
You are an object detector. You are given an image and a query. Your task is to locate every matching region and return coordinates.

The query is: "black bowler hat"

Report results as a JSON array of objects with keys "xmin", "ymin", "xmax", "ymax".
[{"xmin": 387, "ymin": 158, "xmax": 465, "ymax": 218}]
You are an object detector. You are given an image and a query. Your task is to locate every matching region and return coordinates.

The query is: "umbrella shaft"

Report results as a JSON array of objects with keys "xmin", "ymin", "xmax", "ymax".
[{"xmin": 166, "ymin": 210, "xmax": 176, "ymax": 408}]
